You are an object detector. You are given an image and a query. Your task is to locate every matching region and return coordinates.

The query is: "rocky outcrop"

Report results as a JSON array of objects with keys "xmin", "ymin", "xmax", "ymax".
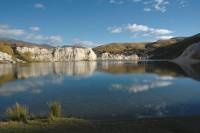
[
  {"xmin": 15, "ymin": 46, "xmax": 97, "ymax": 62},
  {"xmin": 53, "ymin": 47, "xmax": 96, "ymax": 61},
  {"xmin": 98, "ymin": 52, "xmax": 139, "ymax": 60},
  {"xmin": 0, "ymin": 51, "xmax": 14, "ymax": 63},
  {"xmin": 174, "ymin": 42, "xmax": 200, "ymax": 63}
]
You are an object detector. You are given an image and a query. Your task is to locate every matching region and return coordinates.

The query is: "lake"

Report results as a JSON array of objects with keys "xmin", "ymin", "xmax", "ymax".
[{"xmin": 0, "ymin": 61, "xmax": 200, "ymax": 121}]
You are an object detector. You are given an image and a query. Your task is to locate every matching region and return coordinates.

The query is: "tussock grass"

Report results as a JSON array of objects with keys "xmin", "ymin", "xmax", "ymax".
[
  {"xmin": 48, "ymin": 101, "xmax": 62, "ymax": 121},
  {"xmin": 6, "ymin": 103, "xmax": 29, "ymax": 123}
]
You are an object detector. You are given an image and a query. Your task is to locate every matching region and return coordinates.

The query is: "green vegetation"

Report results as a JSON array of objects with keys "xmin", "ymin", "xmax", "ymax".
[
  {"xmin": 48, "ymin": 101, "xmax": 62, "ymax": 121},
  {"xmin": 17, "ymin": 51, "xmax": 33, "ymax": 62},
  {"xmin": 93, "ymin": 33, "xmax": 200, "ymax": 60},
  {"xmin": 0, "ymin": 117, "xmax": 200, "ymax": 133},
  {"xmin": 93, "ymin": 42, "xmax": 146, "ymax": 55},
  {"xmin": 1, "ymin": 101, "xmax": 200, "ymax": 133},
  {"xmin": 0, "ymin": 43, "xmax": 14, "ymax": 55},
  {"xmin": 6, "ymin": 103, "xmax": 29, "ymax": 123}
]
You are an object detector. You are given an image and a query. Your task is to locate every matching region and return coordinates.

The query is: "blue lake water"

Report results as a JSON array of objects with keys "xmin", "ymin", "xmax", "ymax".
[{"xmin": 0, "ymin": 61, "xmax": 200, "ymax": 120}]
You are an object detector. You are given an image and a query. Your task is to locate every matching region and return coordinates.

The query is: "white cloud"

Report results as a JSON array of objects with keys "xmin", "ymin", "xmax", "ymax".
[
  {"xmin": 150, "ymin": 28, "xmax": 173, "ymax": 35},
  {"xmin": 0, "ymin": 23, "xmax": 63, "ymax": 46},
  {"xmin": 133, "ymin": 0, "xmax": 142, "ymax": 2},
  {"xmin": 109, "ymin": 0, "xmax": 124, "ymax": 4},
  {"xmin": 34, "ymin": 3, "xmax": 45, "ymax": 9},
  {"xmin": 72, "ymin": 39, "xmax": 98, "ymax": 48},
  {"xmin": 177, "ymin": 0, "xmax": 189, "ymax": 8},
  {"xmin": 144, "ymin": 7, "xmax": 151, "ymax": 12},
  {"xmin": 126, "ymin": 24, "xmax": 149, "ymax": 32},
  {"xmin": 108, "ymin": 23, "xmax": 173, "ymax": 39},
  {"xmin": 30, "ymin": 26, "xmax": 40, "ymax": 32},
  {"xmin": 107, "ymin": 27, "xmax": 123, "ymax": 33},
  {"xmin": 26, "ymin": 34, "xmax": 63, "ymax": 45},
  {"xmin": 0, "ymin": 24, "xmax": 25, "ymax": 37},
  {"xmin": 108, "ymin": 0, "xmax": 188, "ymax": 12},
  {"xmin": 156, "ymin": 35, "xmax": 174, "ymax": 40},
  {"xmin": 154, "ymin": 0, "xmax": 169, "ymax": 13}
]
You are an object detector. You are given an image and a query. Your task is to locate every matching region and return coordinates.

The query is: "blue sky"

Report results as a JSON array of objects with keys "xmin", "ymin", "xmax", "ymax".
[{"xmin": 0, "ymin": 0, "xmax": 199, "ymax": 47}]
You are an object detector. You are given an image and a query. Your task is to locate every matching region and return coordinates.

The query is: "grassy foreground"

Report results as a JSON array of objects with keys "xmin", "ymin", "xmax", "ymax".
[{"xmin": 0, "ymin": 116, "xmax": 200, "ymax": 133}]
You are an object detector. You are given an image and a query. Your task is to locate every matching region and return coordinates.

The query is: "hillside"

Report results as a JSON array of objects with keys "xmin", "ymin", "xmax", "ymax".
[
  {"xmin": 93, "ymin": 38, "xmax": 185, "ymax": 58},
  {"xmin": 0, "ymin": 33, "xmax": 200, "ymax": 63},
  {"xmin": 150, "ymin": 33, "xmax": 200, "ymax": 59},
  {"xmin": 93, "ymin": 33, "xmax": 200, "ymax": 60},
  {"xmin": 93, "ymin": 43, "xmax": 147, "ymax": 57},
  {"xmin": 0, "ymin": 38, "xmax": 53, "ymax": 49}
]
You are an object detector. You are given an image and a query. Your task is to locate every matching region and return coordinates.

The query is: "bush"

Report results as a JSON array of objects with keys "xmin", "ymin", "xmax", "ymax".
[
  {"xmin": 48, "ymin": 101, "xmax": 62, "ymax": 120},
  {"xmin": 0, "ymin": 43, "xmax": 14, "ymax": 55},
  {"xmin": 6, "ymin": 103, "xmax": 29, "ymax": 123},
  {"xmin": 18, "ymin": 51, "xmax": 33, "ymax": 62}
]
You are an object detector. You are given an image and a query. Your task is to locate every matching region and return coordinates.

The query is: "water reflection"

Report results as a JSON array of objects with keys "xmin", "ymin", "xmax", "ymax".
[
  {"xmin": 0, "ymin": 61, "xmax": 200, "ymax": 88},
  {"xmin": 111, "ymin": 75, "xmax": 174, "ymax": 93},
  {"xmin": 0, "ymin": 76, "xmax": 64, "ymax": 96},
  {"xmin": 0, "ymin": 61, "xmax": 200, "ymax": 120}
]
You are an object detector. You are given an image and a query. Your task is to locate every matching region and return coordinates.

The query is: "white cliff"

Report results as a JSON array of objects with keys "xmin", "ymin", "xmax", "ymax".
[
  {"xmin": 0, "ymin": 51, "xmax": 14, "ymax": 63},
  {"xmin": 15, "ymin": 46, "xmax": 97, "ymax": 62},
  {"xmin": 99, "ymin": 52, "xmax": 139, "ymax": 60}
]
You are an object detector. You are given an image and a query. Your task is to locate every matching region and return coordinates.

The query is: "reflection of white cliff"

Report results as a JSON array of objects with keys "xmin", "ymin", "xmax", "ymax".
[
  {"xmin": 53, "ymin": 61, "xmax": 97, "ymax": 76},
  {"xmin": 0, "ymin": 64, "xmax": 14, "ymax": 77},
  {"xmin": 16, "ymin": 62, "xmax": 97, "ymax": 79}
]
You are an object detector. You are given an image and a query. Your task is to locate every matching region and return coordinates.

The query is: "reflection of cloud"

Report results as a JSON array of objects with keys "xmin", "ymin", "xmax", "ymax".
[
  {"xmin": 111, "ymin": 76, "xmax": 174, "ymax": 93},
  {"xmin": 157, "ymin": 76, "xmax": 174, "ymax": 80},
  {"xmin": 143, "ymin": 102, "xmax": 168, "ymax": 117},
  {"xmin": 0, "ymin": 76, "xmax": 63, "ymax": 96}
]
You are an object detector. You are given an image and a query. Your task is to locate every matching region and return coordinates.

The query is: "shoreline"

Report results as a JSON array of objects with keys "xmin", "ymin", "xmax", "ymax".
[{"xmin": 0, "ymin": 115, "xmax": 200, "ymax": 133}]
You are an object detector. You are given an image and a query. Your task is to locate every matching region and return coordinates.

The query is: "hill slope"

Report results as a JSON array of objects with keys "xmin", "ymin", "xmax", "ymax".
[
  {"xmin": 150, "ymin": 33, "xmax": 200, "ymax": 59},
  {"xmin": 93, "ymin": 33, "xmax": 200, "ymax": 60}
]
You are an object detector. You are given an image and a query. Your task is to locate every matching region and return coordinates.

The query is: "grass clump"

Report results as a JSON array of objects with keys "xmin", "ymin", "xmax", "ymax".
[
  {"xmin": 48, "ymin": 101, "xmax": 62, "ymax": 121},
  {"xmin": 6, "ymin": 103, "xmax": 29, "ymax": 123}
]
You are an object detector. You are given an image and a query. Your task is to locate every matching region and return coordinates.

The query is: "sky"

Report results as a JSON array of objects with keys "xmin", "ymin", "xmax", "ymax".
[{"xmin": 0, "ymin": 0, "xmax": 199, "ymax": 47}]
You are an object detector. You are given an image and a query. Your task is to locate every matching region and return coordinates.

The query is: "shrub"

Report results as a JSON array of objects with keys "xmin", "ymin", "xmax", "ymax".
[
  {"xmin": 18, "ymin": 51, "xmax": 33, "ymax": 62},
  {"xmin": 48, "ymin": 101, "xmax": 62, "ymax": 120},
  {"xmin": 0, "ymin": 43, "xmax": 14, "ymax": 55},
  {"xmin": 6, "ymin": 103, "xmax": 29, "ymax": 123}
]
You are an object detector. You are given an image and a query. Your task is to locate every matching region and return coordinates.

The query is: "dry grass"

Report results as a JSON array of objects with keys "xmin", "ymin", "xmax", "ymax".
[{"xmin": 6, "ymin": 103, "xmax": 29, "ymax": 123}]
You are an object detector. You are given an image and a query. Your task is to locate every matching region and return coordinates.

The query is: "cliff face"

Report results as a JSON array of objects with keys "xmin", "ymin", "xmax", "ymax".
[
  {"xmin": 99, "ymin": 52, "xmax": 139, "ymax": 60},
  {"xmin": 0, "ymin": 46, "xmax": 97, "ymax": 63},
  {"xmin": 0, "ymin": 51, "xmax": 13, "ymax": 63},
  {"xmin": 53, "ymin": 47, "xmax": 96, "ymax": 61},
  {"xmin": 17, "ymin": 46, "xmax": 97, "ymax": 62}
]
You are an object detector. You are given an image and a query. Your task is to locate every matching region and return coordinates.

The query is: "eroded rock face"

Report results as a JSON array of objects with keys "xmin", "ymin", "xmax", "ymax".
[
  {"xmin": 99, "ymin": 52, "xmax": 139, "ymax": 60},
  {"xmin": 53, "ymin": 47, "xmax": 96, "ymax": 61},
  {"xmin": 0, "ymin": 51, "xmax": 14, "ymax": 63},
  {"xmin": 15, "ymin": 46, "xmax": 97, "ymax": 62}
]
